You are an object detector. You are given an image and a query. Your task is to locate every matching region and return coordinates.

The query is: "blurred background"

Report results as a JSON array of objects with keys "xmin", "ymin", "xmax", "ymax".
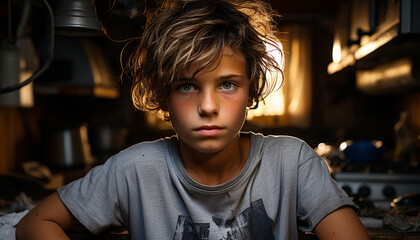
[{"xmin": 0, "ymin": 0, "xmax": 420, "ymax": 225}]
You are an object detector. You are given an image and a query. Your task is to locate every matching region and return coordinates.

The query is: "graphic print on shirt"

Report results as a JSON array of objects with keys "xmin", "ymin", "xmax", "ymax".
[{"xmin": 173, "ymin": 199, "xmax": 274, "ymax": 240}]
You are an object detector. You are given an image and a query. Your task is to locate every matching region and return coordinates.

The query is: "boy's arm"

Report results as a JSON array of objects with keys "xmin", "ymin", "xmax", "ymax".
[
  {"xmin": 314, "ymin": 206, "xmax": 370, "ymax": 240},
  {"xmin": 16, "ymin": 192, "xmax": 86, "ymax": 240}
]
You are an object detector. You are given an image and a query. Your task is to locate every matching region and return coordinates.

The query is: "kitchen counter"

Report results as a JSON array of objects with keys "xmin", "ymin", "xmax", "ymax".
[
  {"xmin": 298, "ymin": 228, "xmax": 420, "ymax": 240},
  {"xmin": 67, "ymin": 227, "xmax": 420, "ymax": 240},
  {"xmin": 367, "ymin": 228, "xmax": 420, "ymax": 239}
]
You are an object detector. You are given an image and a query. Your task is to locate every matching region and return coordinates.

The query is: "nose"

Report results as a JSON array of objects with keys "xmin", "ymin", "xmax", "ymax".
[{"xmin": 198, "ymin": 90, "xmax": 219, "ymax": 116}]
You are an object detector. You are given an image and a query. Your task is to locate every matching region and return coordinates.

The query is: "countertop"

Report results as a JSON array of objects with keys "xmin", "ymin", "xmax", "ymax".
[
  {"xmin": 67, "ymin": 227, "xmax": 420, "ymax": 240},
  {"xmin": 298, "ymin": 228, "xmax": 420, "ymax": 239}
]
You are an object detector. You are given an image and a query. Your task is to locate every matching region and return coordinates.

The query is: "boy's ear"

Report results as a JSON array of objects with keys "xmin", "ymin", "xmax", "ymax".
[
  {"xmin": 161, "ymin": 104, "xmax": 168, "ymax": 112},
  {"xmin": 247, "ymin": 98, "xmax": 253, "ymax": 107}
]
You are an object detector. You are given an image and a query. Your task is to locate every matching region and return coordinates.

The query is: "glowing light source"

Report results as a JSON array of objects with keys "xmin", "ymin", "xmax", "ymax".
[
  {"xmin": 332, "ymin": 42, "xmax": 341, "ymax": 63},
  {"xmin": 247, "ymin": 40, "xmax": 285, "ymax": 119},
  {"xmin": 339, "ymin": 141, "xmax": 348, "ymax": 151}
]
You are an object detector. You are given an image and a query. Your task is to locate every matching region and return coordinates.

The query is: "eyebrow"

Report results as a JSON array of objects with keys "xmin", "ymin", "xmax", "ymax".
[
  {"xmin": 177, "ymin": 74, "xmax": 247, "ymax": 82},
  {"xmin": 219, "ymin": 74, "xmax": 247, "ymax": 81}
]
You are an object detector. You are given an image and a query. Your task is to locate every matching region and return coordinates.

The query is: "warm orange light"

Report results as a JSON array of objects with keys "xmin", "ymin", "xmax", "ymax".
[
  {"xmin": 332, "ymin": 42, "xmax": 341, "ymax": 63},
  {"xmin": 247, "ymin": 40, "xmax": 285, "ymax": 119}
]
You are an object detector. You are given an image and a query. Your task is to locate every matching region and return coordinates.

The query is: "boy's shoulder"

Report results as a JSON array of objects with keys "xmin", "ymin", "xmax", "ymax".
[
  {"xmin": 110, "ymin": 136, "xmax": 177, "ymax": 168},
  {"xmin": 248, "ymin": 132, "xmax": 317, "ymax": 162},
  {"xmin": 249, "ymin": 131, "xmax": 306, "ymax": 147},
  {"xmin": 124, "ymin": 136, "xmax": 174, "ymax": 152}
]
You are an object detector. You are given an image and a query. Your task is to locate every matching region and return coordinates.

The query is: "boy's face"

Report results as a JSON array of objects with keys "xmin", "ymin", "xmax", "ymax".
[{"xmin": 167, "ymin": 47, "xmax": 251, "ymax": 154}]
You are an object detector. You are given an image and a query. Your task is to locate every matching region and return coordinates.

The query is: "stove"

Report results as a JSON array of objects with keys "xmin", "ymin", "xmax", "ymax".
[{"xmin": 333, "ymin": 172, "xmax": 420, "ymax": 209}]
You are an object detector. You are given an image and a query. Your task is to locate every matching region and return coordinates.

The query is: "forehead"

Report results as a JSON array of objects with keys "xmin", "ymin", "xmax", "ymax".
[{"xmin": 180, "ymin": 47, "xmax": 246, "ymax": 78}]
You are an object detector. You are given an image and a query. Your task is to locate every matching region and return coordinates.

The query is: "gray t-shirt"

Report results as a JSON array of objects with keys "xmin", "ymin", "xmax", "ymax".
[{"xmin": 58, "ymin": 132, "xmax": 355, "ymax": 239}]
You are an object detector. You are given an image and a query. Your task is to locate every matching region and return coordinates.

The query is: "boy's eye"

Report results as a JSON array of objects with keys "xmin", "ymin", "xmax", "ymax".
[
  {"xmin": 178, "ymin": 83, "xmax": 195, "ymax": 92},
  {"xmin": 220, "ymin": 82, "xmax": 236, "ymax": 91}
]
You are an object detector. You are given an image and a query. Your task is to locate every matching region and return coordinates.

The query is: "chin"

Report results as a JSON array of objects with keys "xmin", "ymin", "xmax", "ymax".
[
  {"xmin": 189, "ymin": 140, "xmax": 229, "ymax": 154},
  {"xmin": 194, "ymin": 144, "xmax": 225, "ymax": 154}
]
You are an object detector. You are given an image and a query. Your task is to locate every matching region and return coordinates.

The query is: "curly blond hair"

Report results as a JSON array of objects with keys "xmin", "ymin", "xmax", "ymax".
[{"xmin": 124, "ymin": 0, "xmax": 283, "ymax": 118}]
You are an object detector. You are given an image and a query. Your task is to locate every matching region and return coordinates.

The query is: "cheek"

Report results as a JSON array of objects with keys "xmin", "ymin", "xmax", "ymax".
[
  {"xmin": 228, "ymin": 89, "xmax": 250, "ymax": 108},
  {"xmin": 167, "ymin": 96, "xmax": 193, "ymax": 124},
  {"xmin": 224, "ymin": 95, "xmax": 249, "ymax": 118}
]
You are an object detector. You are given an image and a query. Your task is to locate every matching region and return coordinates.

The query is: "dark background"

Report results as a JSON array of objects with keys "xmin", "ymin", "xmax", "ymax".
[{"xmin": 0, "ymin": 0, "xmax": 419, "ymax": 173}]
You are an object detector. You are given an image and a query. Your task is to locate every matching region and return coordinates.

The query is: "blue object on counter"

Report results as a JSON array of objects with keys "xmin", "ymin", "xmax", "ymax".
[{"xmin": 340, "ymin": 140, "xmax": 384, "ymax": 163}]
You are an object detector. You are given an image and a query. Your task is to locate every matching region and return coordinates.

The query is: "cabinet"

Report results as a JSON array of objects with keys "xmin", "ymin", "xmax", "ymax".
[{"xmin": 328, "ymin": 0, "xmax": 420, "ymax": 94}]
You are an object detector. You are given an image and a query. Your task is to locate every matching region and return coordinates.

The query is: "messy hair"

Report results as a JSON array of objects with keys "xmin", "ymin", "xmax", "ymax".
[{"xmin": 124, "ymin": 0, "xmax": 284, "ymax": 117}]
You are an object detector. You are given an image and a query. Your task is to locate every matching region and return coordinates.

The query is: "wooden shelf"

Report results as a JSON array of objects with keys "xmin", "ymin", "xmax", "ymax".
[{"xmin": 35, "ymin": 85, "xmax": 120, "ymax": 99}]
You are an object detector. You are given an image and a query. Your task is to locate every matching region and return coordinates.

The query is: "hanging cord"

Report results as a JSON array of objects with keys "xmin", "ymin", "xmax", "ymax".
[
  {"xmin": 0, "ymin": 0, "xmax": 54, "ymax": 94},
  {"xmin": 17, "ymin": 0, "xmax": 32, "ymax": 39},
  {"xmin": 7, "ymin": 0, "xmax": 12, "ymax": 43}
]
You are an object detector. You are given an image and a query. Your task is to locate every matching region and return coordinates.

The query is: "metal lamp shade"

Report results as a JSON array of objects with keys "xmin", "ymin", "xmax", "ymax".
[{"xmin": 54, "ymin": 0, "xmax": 104, "ymax": 36}]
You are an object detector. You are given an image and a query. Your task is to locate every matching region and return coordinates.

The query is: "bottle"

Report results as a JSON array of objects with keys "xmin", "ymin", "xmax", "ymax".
[{"xmin": 393, "ymin": 111, "xmax": 414, "ymax": 163}]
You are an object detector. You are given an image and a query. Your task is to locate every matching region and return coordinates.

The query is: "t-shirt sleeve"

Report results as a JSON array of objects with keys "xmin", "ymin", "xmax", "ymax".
[
  {"xmin": 296, "ymin": 142, "xmax": 356, "ymax": 232},
  {"xmin": 57, "ymin": 156, "xmax": 124, "ymax": 234}
]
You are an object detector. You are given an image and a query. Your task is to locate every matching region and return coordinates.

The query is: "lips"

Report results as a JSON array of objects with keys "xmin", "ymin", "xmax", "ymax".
[{"xmin": 194, "ymin": 125, "xmax": 224, "ymax": 136}]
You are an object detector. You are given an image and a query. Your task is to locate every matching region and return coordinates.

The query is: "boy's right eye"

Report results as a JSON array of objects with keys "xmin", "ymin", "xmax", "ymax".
[{"xmin": 178, "ymin": 83, "xmax": 195, "ymax": 92}]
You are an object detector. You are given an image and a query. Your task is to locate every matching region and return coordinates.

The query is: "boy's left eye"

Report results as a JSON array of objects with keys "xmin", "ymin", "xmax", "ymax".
[{"xmin": 220, "ymin": 82, "xmax": 236, "ymax": 91}]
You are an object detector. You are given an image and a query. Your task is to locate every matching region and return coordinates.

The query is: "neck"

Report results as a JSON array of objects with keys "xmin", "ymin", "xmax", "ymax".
[{"xmin": 178, "ymin": 134, "xmax": 250, "ymax": 186}]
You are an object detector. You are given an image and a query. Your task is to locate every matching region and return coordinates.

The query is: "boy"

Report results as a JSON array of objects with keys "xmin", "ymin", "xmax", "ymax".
[{"xmin": 16, "ymin": 0, "xmax": 369, "ymax": 239}]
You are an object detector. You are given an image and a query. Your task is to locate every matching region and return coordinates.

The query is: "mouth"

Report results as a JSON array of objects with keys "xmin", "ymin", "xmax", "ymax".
[{"xmin": 194, "ymin": 125, "xmax": 224, "ymax": 136}]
